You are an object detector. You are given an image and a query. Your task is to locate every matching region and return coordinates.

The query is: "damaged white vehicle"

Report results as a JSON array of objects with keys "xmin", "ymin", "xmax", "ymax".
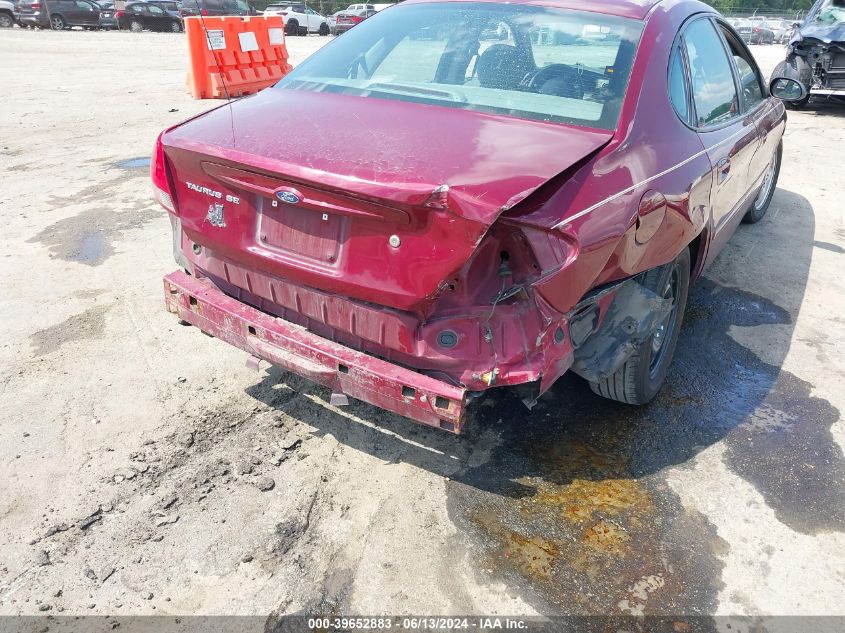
[{"xmin": 771, "ymin": 0, "xmax": 845, "ymax": 107}]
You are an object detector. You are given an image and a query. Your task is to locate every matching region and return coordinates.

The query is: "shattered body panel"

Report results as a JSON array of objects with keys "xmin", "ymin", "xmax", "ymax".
[
  {"xmin": 155, "ymin": 0, "xmax": 786, "ymax": 432},
  {"xmin": 774, "ymin": 0, "xmax": 845, "ymax": 100}
]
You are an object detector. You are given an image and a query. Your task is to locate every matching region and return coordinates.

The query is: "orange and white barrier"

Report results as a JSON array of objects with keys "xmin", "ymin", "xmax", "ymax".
[{"xmin": 185, "ymin": 16, "xmax": 293, "ymax": 100}]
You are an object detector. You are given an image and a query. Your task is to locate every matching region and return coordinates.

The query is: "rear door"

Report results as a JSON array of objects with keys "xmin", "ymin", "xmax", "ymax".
[
  {"xmin": 57, "ymin": 0, "xmax": 80, "ymax": 22},
  {"xmin": 305, "ymin": 6, "xmax": 320, "ymax": 31},
  {"xmin": 682, "ymin": 16, "xmax": 761, "ymax": 265},
  {"xmin": 717, "ymin": 20, "xmax": 777, "ymax": 193},
  {"xmin": 146, "ymin": 2, "xmax": 168, "ymax": 29},
  {"xmin": 74, "ymin": 0, "xmax": 98, "ymax": 24},
  {"xmin": 126, "ymin": 2, "xmax": 147, "ymax": 25}
]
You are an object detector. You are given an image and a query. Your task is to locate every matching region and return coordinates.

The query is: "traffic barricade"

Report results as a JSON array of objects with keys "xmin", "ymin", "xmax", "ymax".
[{"xmin": 185, "ymin": 15, "xmax": 293, "ymax": 100}]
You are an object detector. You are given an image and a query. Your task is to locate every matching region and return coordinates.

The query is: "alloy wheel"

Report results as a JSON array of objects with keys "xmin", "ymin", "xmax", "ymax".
[
  {"xmin": 649, "ymin": 266, "xmax": 680, "ymax": 379},
  {"xmin": 754, "ymin": 153, "xmax": 778, "ymax": 212}
]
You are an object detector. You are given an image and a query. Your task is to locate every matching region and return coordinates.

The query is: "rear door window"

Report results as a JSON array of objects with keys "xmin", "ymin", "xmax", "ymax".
[
  {"xmin": 683, "ymin": 18, "xmax": 739, "ymax": 127},
  {"xmin": 668, "ymin": 47, "xmax": 690, "ymax": 123},
  {"xmin": 717, "ymin": 23, "xmax": 765, "ymax": 111}
]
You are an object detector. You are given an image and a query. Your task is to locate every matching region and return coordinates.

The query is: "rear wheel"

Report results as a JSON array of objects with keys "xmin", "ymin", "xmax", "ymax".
[
  {"xmin": 285, "ymin": 19, "xmax": 298, "ymax": 35},
  {"xmin": 743, "ymin": 142, "xmax": 781, "ymax": 224},
  {"xmin": 319, "ymin": 22, "xmax": 329, "ymax": 35},
  {"xmin": 129, "ymin": 19, "xmax": 142, "ymax": 32},
  {"xmin": 590, "ymin": 248, "xmax": 691, "ymax": 405},
  {"xmin": 170, "ymin": 19, "xmax": 181, "ymax": 32},
  {"xmin": 50, "ymin": 14, "xmax": 66, "ymax": 29}
]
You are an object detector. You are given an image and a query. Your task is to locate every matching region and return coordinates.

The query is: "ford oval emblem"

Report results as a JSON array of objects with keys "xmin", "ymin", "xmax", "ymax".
[{"xmin": 276, "ymin": 191, "xmax": 300, "ymax": 205}]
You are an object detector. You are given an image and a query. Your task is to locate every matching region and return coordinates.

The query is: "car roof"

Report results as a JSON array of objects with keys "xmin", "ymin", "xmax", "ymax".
[{"xmin": 400, "ymin": 0, "xmax": 662, "ymax": 20}]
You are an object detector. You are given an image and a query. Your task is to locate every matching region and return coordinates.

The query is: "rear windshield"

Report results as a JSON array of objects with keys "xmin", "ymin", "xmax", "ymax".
[{"xmin": 275, "ymin": 2, "xmax": 643, "ymax": 129}]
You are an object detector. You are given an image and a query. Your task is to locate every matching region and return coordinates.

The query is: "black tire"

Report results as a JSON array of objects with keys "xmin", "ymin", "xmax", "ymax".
[
  {"xmin": 170, "ymin": 19, "xmax": 181, "ymax": 32},
  {"xmin": 0, "ymin": 12, "xmax": 14, "ymax": 28},
  {"xmin": 50, "ymin": 13, "xmax": 66, "ymax": 29},
  {"xmin": 743, "ymin": 142, "xmax": 781, "ymax": 224},
  {"xmin": 298, "ymin": 25, "xmax": 307, "ymax": 36},
  {"xmin": 589, "ymin": 248, "xmax": 691, "ymax": 405},
  {"xmin": 285, "ymin": 19, "xmax": 298, "ymax": 35},
  {"xmin": 318, "ymin": 22, "xmax": 328, "ymax": 35}
]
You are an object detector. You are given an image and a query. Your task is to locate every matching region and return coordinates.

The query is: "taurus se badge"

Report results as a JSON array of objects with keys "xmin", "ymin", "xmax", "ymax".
[{"xmin": 206, "ymin": 203, "xmax": 226, "ymax": 227}]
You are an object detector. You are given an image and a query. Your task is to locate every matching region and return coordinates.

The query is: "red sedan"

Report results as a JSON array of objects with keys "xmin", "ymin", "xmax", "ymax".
[{"xmin": 153, "ymin": 0, "xmax": 788, "ymax": 433}]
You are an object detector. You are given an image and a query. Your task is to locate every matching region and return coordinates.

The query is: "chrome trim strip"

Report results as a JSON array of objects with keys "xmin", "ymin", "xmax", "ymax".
[{"xmin": 552, "ymin": 126, "xmax": 751, "ymax": 230}]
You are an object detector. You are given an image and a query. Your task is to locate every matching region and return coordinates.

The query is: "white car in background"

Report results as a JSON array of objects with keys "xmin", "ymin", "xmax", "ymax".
[
  {"xmin": 328, "ymin": 1, "xmax": 391, "ymax": 31},
  {"xmin": 263, "ymin": 3, "xmax": 329, "ymax": 36},
  {"xmin": 326, "ymin": 9, "xmax": 344, "ymax": 33},
  {"xmin": 343, "ymin": 3, "xmax": 374, "ymax": 13},
  {"xmin": 766, "ymin": 18, "xmax": 797, "ymax": 43}
]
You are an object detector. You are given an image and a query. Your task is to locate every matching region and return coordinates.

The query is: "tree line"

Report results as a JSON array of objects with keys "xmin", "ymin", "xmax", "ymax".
[{"xmin": 702, "ymin": 0, "xmax": 817, "ymax": 11}]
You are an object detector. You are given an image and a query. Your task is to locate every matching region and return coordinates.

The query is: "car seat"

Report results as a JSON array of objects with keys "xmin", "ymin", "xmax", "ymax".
[{"xmin": 477, "ymin": 44, "xmax": 533, "ymax": 90}]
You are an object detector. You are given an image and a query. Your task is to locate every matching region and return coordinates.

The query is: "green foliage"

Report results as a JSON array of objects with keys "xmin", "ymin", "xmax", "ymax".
[{"xmin": 702, "ymin": 0, "xmax": 816, "ymax": 12}]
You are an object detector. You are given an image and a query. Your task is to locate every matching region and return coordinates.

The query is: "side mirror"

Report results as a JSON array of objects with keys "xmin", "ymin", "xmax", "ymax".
[{"xmin": 769, "ymin": 77, "xmax": 808, "ymax": 102}]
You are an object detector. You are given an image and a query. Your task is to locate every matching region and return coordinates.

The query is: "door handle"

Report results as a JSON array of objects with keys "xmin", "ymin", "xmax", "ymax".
[{"xmin": 717, "ymin": 157, "xmax": 731, "ymax": 182}]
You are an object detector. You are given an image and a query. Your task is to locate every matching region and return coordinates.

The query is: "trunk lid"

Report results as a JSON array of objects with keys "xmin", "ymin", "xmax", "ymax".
[{"xmin": 162, "ymin": 89, "xmax": 612, "ymax": 312}]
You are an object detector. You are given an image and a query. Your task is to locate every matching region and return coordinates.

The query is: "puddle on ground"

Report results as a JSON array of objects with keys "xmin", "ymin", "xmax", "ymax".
[
  {"xmin": 447, "ymin": 278, "xmax": 842, "ymax": 614},
  {"xmin": 113, "ymin": 157, "xmax": 151, "ymax": 170},
  {"xmin": 30, "ymin": 304, "xmax": 113, "ymax": 357},
  {"xmin": 723, "ymin": 369, "xmax": 845, "ymax": 534}
]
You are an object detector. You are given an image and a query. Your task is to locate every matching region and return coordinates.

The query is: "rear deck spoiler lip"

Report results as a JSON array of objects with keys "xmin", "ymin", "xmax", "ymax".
[
  {"xmin": 164, "ymin": 270, "xmax": 468, "ymax": 433},
  {"xmin": 200, "ymin": 161, "xmax": 412, "ymax": 225}
]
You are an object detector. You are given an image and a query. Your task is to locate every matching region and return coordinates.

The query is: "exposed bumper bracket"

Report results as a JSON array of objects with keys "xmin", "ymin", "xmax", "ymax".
[{"xmin": 164, "ymin": 271, "xmax": 468, "ymax": 433}]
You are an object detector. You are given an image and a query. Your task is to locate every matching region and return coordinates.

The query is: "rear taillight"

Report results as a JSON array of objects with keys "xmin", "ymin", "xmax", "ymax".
[
  {"xmin": 115, "ymin": 10, "xmax": 123, "ymax": 16},
  {"xmin": 200, "ymin": 8, "xmax": 208, "ymax": 15},
  {"xmin": 754, "ymin": 27, "xmax": 760, "ymax": 32},
  {"xmin": 351, "ymin": 15, "xmax": 362, "ymax": 22},
  {"xmin": 151, "ymin": 132, "xmax": 175, "ymax": 213},
  {"xmin": 31, "ymin": 2, "xmax": 41, "ymax": 8}
]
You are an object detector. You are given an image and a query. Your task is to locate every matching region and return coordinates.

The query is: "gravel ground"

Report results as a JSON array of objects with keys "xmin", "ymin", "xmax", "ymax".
[{"xmin": 0, "ymin": 29, "xmax": 844, "ymax": 622}]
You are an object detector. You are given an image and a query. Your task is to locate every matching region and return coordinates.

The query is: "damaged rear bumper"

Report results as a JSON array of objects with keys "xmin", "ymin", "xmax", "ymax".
[{"xmin": 163, "ymin": 271, "xmax": 468, "ymax": 433}]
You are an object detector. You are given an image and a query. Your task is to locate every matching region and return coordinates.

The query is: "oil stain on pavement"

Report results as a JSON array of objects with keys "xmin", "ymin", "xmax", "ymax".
[
  {"xmin": 30, "ymin": 304, "xmax": 112, "ymax": 356},
  {"xmin": 447, "ymin": 278, "xmax": 842, "ymax": 615},
  {"xmin": 29, "ymin": 204, "xmax": 160, "ymax": 266},
  {"xmin": 28, "ymin": 175, "xmax": 161, "ymax": 266}
]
